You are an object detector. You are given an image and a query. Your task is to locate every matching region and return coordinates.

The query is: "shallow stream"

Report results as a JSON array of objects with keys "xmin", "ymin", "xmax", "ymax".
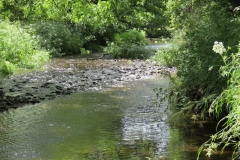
[
  {"xmin": 0, "ymin": 76, "xmax": 232, "ymax": 160},
  {"xmin": 0, "ymin": 46, "xmax": 233, "ymax": 159}
]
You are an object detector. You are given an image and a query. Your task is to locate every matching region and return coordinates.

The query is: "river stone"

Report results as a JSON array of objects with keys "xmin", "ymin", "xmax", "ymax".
[
  {"xmin": 5, "ymin": 92, "xmax": 25, "ymax": 97},
  {"xmin": 23, "ymin": 83, "xmax": 42, "ymax": 89},
  {"xmin": 13, "ymin": 79, "xmax": 29, "ymax": 83},
  {"xmin": 136, "ymin": 75, "xmax": 141, "ymax": 79},
  {"xmin": 0, "ymin": 59, "xmax": 176, "ymax": 111}
]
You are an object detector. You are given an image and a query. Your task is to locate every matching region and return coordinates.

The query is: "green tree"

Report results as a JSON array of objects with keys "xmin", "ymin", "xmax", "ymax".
[
  {"xmin": 0, "ymin": 0, "xmax": 169, "ymax": 37},
  {"xmin": 0, "ymin": 0, "xmax": 169, "ymax": 73}
]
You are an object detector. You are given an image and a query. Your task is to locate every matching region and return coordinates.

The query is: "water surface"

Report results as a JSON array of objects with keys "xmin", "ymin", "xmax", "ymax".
[{"xmin": 0, "ymin": 77, "xmax": 232, "ymax": 160}]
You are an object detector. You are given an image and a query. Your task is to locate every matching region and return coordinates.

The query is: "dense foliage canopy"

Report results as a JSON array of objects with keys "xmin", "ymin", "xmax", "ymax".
[
  {"xmin": 0, "ymin": 0, "xmax": 168, "ymax": 37},
  {"xmin": 0, "ymin": 0, "xmax": 168, "ymax": 74}
]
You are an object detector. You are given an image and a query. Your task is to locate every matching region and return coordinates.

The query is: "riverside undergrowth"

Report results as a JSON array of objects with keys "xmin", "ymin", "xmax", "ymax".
[
  {"xmin": 0, "ymin": 21, "xmax": 50, "ymax": 75},
  {"xmin": 197, "ymin": 42, "xmax": 240, "ymax": 159},
  {"xmin": 104, "ymin": 29, "xmax": 151, "ymax": 59},
  {"xmin": 159, "ymin": 0, "xmax": 240, "ymax": 159}
]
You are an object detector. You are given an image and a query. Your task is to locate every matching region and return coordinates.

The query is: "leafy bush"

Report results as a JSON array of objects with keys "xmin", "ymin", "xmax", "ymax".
[
  {"xmin": 152, "ymin": 45, "xmax": 179, "ymax": 67},
  {"xmin": 104, "ymin": 30, "xmax": 151, "ymax": 59},
  {"xmin": 166, "ymin": 0, "xmax": 239, "ymax": 114},
  {"xmin": 26, "ymin": 22, "xmax": 88, "ymax": 57},
  {"xmin": 165, "ymin": 0, "xmax": 240, "ymax": 158},
  {"xmin": 0, "ymin": 21, "xmax": 50, "ymax": 75},
  {"xmin": 114, "ymin": 30, "xmax": 147, "ymax": 44}
]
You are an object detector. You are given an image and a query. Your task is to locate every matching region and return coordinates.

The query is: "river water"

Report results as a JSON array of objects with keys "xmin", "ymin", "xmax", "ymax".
[
  {"xmin": 0, "ymin": 76, "xmax": 168, "ymax": 159},
  {"xmin": 0, "ymin": 49, "xmax": 233, "ymax": 159},
  {"xmin": 0, "ymin": 76, "xmax": 232, "ymax": 160}
]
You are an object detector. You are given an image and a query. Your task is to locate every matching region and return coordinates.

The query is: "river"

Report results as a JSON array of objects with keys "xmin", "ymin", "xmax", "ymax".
[
  {"xmin": 0, "ymin": 46, "xmax": 233, "ymax": 159},
  {"xmin": 0, "ymin": 76, "xmax": 232, "ymax": 160}
]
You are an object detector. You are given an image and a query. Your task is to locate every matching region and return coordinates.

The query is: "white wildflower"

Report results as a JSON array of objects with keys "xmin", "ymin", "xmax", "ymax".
[
  {"xmin": 212, "ymin": 41, "xmax": 226, "ymax": 54},
  {"xmin": 208, "ymin": 66, "xmax": 213, "ymax": 71}
]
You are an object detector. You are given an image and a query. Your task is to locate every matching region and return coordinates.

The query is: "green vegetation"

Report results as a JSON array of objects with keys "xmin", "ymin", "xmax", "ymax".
[
  {"xmin": 198, "ymin": 42, "xmax": 240, "ymax": 159},
  {"xmin": 1, "ymin": 0, "xmax": 240, "ymax": 159},
  {"xmin": 0, "ymin": 21, "xmax": 50, "ymax": 75},
  {"xmin": 154, "ymin": 0, "xmax": 240, "ymax": 159},
  {"xmin": 104, "ymin": 29, "xmax": 151, "ymax": 59},
  {"xmin": 0, "ymin": 0, "xmax": 168, "ymax": 75},
  {"xmin": 25, "ymin": 22, "xmax": 87, "ymax": 57}
]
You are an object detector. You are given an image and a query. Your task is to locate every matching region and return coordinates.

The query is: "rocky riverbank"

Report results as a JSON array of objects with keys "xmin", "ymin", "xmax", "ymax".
[{"xmin": 0, "ymin": 58, "xmax": 175, "ymax": 111}]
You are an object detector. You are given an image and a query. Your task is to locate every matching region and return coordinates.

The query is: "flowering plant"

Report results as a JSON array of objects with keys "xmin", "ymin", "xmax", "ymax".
[
  {"xmin": 198, "ymin": 41, "xmax": 240, "ymax": 159},
  {"xmin": 212, "ymin": 41, "xmax": 226, "ymax": 55}
]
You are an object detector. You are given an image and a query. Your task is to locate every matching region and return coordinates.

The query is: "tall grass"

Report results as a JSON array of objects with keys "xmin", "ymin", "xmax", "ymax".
[
  {"xmin": 163, "ymin": 0, "xmax": 240, "ymax": 158},
  {"xmin": 198, "ymin": 42, "xmax": 240, "ymax": 159}
]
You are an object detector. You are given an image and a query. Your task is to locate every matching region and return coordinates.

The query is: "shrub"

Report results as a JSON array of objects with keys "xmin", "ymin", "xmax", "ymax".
[
  {"xmin": 26, "ymin": 22, "xmax": 88, "ymax": 57},
  {"xmin": 166, "ymin": 0, "xmax": 239, "ymax": 116},
  {"xmin": 152, "ymin": 45, "xmax": 179, "ymax": 67},
  {"xmin": 165, "ymin": 0, "xmax": 240, "ymax": 158},
  {"xmin": 114, "ymin": 29, "xmax": 147, "ymax": 45},
  {"xmin": 0, "ymin": 21, "xmax": 50, "ymax": 75},
  {"xmin": 0, "ymin": 61, "xmax": 16, "ymax": 75},
  {"xmin": 104, "ymin": 29, "xmax": 151, "ymax": 59}
]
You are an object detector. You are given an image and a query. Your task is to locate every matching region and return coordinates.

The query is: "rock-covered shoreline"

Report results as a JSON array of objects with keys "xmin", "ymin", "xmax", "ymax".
[{"xmin": 0, "ymin": 59, "xmax": 175, "ymax": 111}]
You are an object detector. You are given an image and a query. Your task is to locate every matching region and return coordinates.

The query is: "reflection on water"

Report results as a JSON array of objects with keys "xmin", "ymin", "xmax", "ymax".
[
  {"xmin": 0, "ymin": 77, "xmax": 169, "ymax": 160},
  {"xmin": 121, "ymin": 80, "xmax": 170, "ymax": 159},
  {"xmin": 0, "ymin": 77, "xmax": 232, "ymax": 160}
]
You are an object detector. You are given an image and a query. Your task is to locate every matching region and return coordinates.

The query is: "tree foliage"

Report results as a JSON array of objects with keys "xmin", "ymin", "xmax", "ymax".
[
  {"xmin": 0, "ymin": 0, "xmax": 169, "ymax": 74},
  {"xmin": 0, "ymin": 0, "xmax": 168, "ymax": 37}
]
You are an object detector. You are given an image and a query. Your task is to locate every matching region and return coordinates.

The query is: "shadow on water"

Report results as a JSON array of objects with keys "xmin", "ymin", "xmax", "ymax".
[{"xmin": 0, "ymin": 76, "xmax": 233, "ymax": 160}]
